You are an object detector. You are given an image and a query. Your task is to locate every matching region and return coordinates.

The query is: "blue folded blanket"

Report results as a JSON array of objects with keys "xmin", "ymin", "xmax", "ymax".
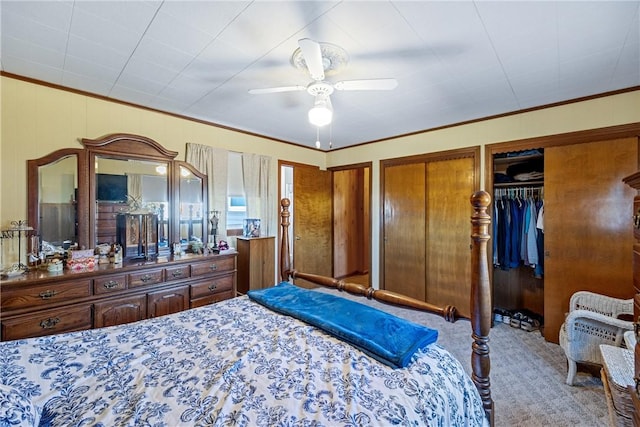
[{"xmin": 247, "ymin": 282, "xmax": 438, "ymax": 368}]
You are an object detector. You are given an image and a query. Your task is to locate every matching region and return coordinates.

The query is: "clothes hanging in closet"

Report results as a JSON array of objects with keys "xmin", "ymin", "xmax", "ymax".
[{"xmin": 493, "ymin": 188, "xmax": 544, "ymax": 277}]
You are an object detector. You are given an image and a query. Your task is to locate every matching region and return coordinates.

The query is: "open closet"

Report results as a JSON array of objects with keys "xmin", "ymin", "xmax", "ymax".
[
  {"xmin": 492, "ymin": 149, "xmax": 545, "ymax": 329},
  {"xmin": 487, "ymin": 124, "xmax": 639, "ymax": 343}
]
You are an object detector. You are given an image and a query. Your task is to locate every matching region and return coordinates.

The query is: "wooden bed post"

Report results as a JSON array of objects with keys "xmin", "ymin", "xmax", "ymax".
[
  {"xmin": 470, "ymin": 190, "xmax": 494, "ymax": 426},
  {"xmin": 280, "ymin": 198, "xmax": 292, "ymax": 282}
]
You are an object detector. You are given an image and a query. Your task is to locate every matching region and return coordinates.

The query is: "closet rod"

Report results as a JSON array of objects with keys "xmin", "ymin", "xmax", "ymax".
[{"xmin": 494, "ymin": 186, "xmax": 543, "ymax": 199}]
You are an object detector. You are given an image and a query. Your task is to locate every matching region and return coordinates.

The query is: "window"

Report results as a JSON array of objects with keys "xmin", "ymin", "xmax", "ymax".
[
  {"xmin": 228, "ymin": 196, "xmax": 246, "ymax": 211},
  {"xmin": 226, "ymin": 152, "xmax": 246, "ymax": 233},
  {"xmin": 226, "ymin": 196, "xmax": 246, "ymax": 231}
]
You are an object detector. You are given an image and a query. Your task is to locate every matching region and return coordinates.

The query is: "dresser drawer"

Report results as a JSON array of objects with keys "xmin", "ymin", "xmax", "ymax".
[
  {"xmin": 1, "ymin": 304, "xmax": 92, "ymax": 341},
  {"xmin": 94, "ymin": 274, "xmax": 127, "ymax": 294},
  {"xmin": 128, "ymin": 269, "xmax": 164, "ymax": 288},
  {"xmin": 1, "ymin": 279, "xmax": 92, "ymax": 310},
  {"xmin": 190, "ymin": 273, "xmax": 234, "ymax": 300},
  {"xmin": 165, "ymin": 265, "xmax": 190, "ymax": 282},
  {"xmin": 191, "ymin": 257, "xmax": 235, "ymax": 277},
  {"xmin": 190, "ymin": 290, "xmax": 234, "ymax": 308}
]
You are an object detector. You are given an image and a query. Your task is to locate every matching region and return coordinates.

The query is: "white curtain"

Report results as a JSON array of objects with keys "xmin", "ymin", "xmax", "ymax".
[
  {"xmin": 127, "ymin": 174, "xmax": 143, "ymax": 209},
  {"xmin": 186, "ymin": 143, "xmax": 229, "ymax": 242},
  {"xmin": 241, "ymin": 153, "xmax": 274, "ymax": 237}
]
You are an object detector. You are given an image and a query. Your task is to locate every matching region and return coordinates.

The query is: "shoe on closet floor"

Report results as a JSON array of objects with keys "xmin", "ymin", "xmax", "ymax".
[
  {"xmin": 520, "ymin": 316, "xmax": 540, "ymax": 332},
  {"xmin": 510, "ymin": 312, "xmax": 524, "ymax": 328}
]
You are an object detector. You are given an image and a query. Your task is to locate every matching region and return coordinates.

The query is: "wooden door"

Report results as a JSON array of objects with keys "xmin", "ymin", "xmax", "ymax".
[
  {"xmin": 383, "ymin": 163, "xmax": 427, "ymax": 300},
  {"xmin": 426, "ymin": 157, "xmax": 475, "ymax": 317},
  {"xmin": 333, "ymin": 167, "xmax": 369, "ymax": 278},
  {"xmin": 544, "ymin": 137, "xmax": 637, "ymax": 342},
  {"xmin": 293, "ymin": 164, "xmax": 332, "ymax": 286}
]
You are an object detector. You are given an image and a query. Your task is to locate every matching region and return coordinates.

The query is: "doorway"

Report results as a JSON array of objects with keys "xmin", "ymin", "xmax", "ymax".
[{"xmin": 279, "ymin": 161, "xmax": 371, "ymax": 286}]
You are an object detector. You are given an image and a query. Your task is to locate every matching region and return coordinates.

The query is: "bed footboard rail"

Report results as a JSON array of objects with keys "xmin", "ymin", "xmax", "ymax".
[
  {"xmin": 289, "ymin": 270, "xmax": 459, "ymax": 322},
  {"xmin": 279, "ymin": 197, "xmax": 458, "ymax": 322}
]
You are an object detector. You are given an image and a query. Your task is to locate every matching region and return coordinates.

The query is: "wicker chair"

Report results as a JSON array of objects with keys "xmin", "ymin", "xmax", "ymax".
[{"xmin": 559, "ymin": 291, "xmax": 634, "ymax": 386}]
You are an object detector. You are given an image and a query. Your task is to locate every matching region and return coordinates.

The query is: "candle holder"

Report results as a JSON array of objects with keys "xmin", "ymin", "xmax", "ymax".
[{"xmin": 208, "ymin": 210, "xmax": 220, "ymax": 254}]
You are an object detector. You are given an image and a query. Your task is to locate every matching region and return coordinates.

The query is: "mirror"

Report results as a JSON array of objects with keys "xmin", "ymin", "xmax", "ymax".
[
  {"xmin": 28, "ymin": 134, "xmax": 208, "ymax": 256},
  {"xmin": 38, "ymin": 155, "xmax": 77, "ymax": 247},
  {"xmin": 28, "ymin": 148, "xmax": 86, "ymax": 254},
  {"xmin": 178, "ymin": 163, "xmax": 206, "ymax": 252},
  {"xmin": 95, "ymin": 156, "xmax": 169, "ymax": 249}
]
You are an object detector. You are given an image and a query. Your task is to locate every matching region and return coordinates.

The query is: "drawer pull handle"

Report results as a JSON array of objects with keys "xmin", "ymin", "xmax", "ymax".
[
  {"xmin": 140, "ymin": 274, "xmax": 154, "ymax": 283},
  {"xmin": 39, "ymin": 290, "xmax": 57, "ymax": 299},
  {"xmin": 209, "ymin": 264, "xmax": 217, "ymax": 271},
  {"xmin": 104, "ymin": 280, "xmax": 120, "ymax": 289},
  {"xmin": 208, "ymin": 284, "xmax": 218, "ymax": 292},
  {"xmin": 40, "ymin": 317, "xmax": 60, "ymax": 329},
  {"xmin": 172, "ymin": 270, "xmax": 184, "ymax": 277}
]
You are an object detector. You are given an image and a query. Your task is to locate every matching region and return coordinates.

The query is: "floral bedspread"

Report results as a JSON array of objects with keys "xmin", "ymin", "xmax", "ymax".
[{"xmin": 0, "ymin": 294, "xmax": 488, "ymax": 426}]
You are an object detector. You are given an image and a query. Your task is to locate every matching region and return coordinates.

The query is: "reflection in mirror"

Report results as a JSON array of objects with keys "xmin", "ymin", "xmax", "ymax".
[
  {"xmin": 39, "ymin": 155, "xmax": 77, "ymax": 249},
  {"xmin": 179, "ymin": 165, "xmax": 204, "ymax": 250},
  {"xmin": 95, "ymin": 157, "xmax": 169, "ymax": 250}
]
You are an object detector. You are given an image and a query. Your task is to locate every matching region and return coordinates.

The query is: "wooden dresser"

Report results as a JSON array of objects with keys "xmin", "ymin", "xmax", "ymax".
[
  {"xmin": 0, "ymin": 252, "xmax": 236, "ymax": 341},
  {"xmin": 236, "ymin": 236, "xmax": 275, "ymax": 294},
  {"xmin": 623, "ymin": 171, "xmax": 640, "ymax": 426}
]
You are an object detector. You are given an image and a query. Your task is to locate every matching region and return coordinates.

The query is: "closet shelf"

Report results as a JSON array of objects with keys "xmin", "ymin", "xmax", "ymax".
[
  {"xmin": 494, "ymin": 181, "xmax": 544, "ymax": 188},
  {"xmin": 494, "ymin": 153, "xmax": 543, "ymax": 165}
]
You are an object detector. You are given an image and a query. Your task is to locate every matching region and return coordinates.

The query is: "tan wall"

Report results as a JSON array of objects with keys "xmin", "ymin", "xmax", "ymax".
[
  {"xmin": 0, "ymin": 76, "xmax": 324, "ymax": 258},
  {"xmin": 2, "ymin": 75, "xmax": 639, "ymax": 284}
]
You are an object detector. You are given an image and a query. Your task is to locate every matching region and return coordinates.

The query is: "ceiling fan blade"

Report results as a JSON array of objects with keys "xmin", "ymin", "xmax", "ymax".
[
  {"xmin": 298, "ymin": 38, "xmax": 325, "ymax": 81},
  {"xmin": 248, "ymin": 85, "xmax": 306, "ymax": 95},
  {"xmin": 334, "ymin": 78, "xmax": 398, "ymax": 91}
]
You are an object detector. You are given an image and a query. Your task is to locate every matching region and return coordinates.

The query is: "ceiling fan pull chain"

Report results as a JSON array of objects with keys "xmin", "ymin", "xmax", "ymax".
[{"xmin": 329, "ymin": 125, "xmax": 333, "ymax": 149}]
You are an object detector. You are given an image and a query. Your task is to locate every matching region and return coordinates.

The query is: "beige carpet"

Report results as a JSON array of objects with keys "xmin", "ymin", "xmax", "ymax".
[{"xmin": 319, "ymin": 286, "xmax": 609, "ymax": 427}]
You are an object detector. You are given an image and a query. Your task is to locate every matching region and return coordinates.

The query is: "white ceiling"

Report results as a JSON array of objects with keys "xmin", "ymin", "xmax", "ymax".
[{"xmin": 1, "ymin": 1, "xmax": 639, "ymax": 151}]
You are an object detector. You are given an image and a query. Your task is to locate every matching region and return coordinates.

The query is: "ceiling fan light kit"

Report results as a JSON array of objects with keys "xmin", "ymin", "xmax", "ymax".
[
  {"xmin": 249, "ymin": 38, "xmax": 398, "ymax": 146},
  {"xmin": 308, "ymin": 95, "xmax": 333, "ymax": 127}
]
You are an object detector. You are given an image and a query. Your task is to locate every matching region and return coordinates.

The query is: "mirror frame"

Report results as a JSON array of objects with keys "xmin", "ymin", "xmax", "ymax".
[
  {"xmin": 28, "ymin": 148, "xmax": 88, "ymax": 248},
  {"xmin": 27, "ymin": 133, "xmax": 208, "ymax": 253},
  {"xmin": 174, "ymin": 160, "xmax": 209, "ymax": 249}
]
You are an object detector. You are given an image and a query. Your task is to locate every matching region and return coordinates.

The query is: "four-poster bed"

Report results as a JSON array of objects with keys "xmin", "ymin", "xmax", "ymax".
[{"xmin": 0, "ymin": 192, "xmax": 493, "ymax": 426}]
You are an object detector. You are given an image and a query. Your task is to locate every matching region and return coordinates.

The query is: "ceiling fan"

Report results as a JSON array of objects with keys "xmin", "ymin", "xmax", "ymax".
[{"xmin": 248, "ymin": 38, "xmax": 398, "ymax": 128}]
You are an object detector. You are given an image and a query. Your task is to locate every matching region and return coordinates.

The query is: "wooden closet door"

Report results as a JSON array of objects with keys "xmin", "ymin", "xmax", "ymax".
[
  {"xmin": 544, "ymin": 137, "xmax": 637, "ymax": 343},
  {"xmin": 426, "ymin": 157, "xmax": 475, "ymax": 318},
  {"xmin": 383, "ymin": 163, "xmax": 426, "ymax": 300},
  {"xmin": 293, "ymin": 164, "xmax": 332, "ymax": 286}
]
